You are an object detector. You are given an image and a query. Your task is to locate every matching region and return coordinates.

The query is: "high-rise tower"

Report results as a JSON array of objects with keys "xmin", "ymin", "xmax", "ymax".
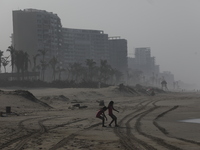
[
  {"xmin": 12, "ymin": 9, "xmax": 62, "ymax": 73},
  {"xmin": 62, "ymin": 28, "xmax": 109, "ymax": 67},
  {"xmin": 108, "ymin": 36, "xmax": 127, "ymax": 74}
]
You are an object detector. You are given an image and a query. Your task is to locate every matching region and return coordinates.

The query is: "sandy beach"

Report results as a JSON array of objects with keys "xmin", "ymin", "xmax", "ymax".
[{"xmin": 0, "ymin": 86, "xmax": 200, "ymax": 150}]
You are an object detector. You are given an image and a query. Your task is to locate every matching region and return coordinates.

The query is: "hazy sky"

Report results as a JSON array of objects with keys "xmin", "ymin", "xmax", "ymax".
[{"xmin": 1, "ymin": 0, "xmax": 200, "ymax": 87}]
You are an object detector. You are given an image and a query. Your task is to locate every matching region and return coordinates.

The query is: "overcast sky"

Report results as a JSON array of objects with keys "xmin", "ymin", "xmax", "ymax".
[{"xmin": 1, "ymin": 0, "xmax": 200, "ymax": 88}]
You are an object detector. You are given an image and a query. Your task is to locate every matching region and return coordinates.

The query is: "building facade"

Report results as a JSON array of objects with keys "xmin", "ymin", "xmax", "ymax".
[
  {"xmin": 12, "ymin": 9, "xmax": 62, "ymax": 73},
  {"xmin": 12, "ymin": 9, "xmax": 129, "ymax": 81},
  {"xmin": 108, "ymin": 37, "xmax": 128, "ymax": 74},
  {"xmin": 62, "ymin": 28, "xmax": 109, "ymax": 68},
  {"xmin": 134, "ymin": 47, "xmax": 159, "ymax": 75}
]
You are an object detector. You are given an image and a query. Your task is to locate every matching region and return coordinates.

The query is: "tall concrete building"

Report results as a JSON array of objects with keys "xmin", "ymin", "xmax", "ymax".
[
  {"xmin": 12, "ymin": 9, "xmax": 62, "ymax": 72},
  {"xmin": 135, "ymin": 47, "xmax": 151, "ymax": 67},
  {"xmin": 108, "ymin": 37, "xmax": 127, "ymax": 74},
  {"xmin": 127, "ymin": 57, "xmax": 135, "ymax": 70},
  {"xmin": 134, "ymin": 47, "xmax": 159, "ymax": 75},
  {"xmin": 62, "ymin": 28, "xmax": 109, "ymax": 67}
]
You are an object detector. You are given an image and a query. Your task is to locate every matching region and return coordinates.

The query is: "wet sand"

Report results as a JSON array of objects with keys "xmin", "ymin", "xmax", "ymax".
[{"xmin": 0, "ymin": 86, "xmax": 200, "ymax": 150}]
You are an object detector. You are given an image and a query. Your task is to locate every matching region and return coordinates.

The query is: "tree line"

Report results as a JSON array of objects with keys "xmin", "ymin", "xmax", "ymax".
[
  {"xmin": 0, "ymin": 46, "xmax": 124, "ymax": 85},
  {"xmin": 0, "ymin": 46, "xmax": 168, "ymax": 88}
]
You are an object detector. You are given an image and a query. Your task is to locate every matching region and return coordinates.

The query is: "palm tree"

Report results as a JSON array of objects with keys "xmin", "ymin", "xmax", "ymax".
[
  {"xmin": 0, "ymin": 50, "xmax": 4, "ymax": 73},
  {"xmin": 113, "ymin": 69, "xmax": 123, "ymax": 84},
  {"xmin": 23, "ymin": 52, "xmax": 31, "ymax": 80},
  {"xmin": 92, "ymin": 66, "xmax": 100, "ymax": 82},
  {"xmin": 66, "ymin": 63, "xmax": 72, "ymax": 80},
  {"xmin": 40, "ymin": 60, "xmax": 48, "ymax": 81},
  {"xmin": 14, "ymin": 50, "xmax": 24, "ymax": 80},
  {"xmin": 56, "ymin": 66, "xmax": 65, "ymax": 80},
  {"xmin": 7, "ymin": 46, "xmax": 15, "ymax": 73},
  {"xmin": 24, "ymin": 52, "xmax": 31, "ymax": 72},
  {"xmin": 85, "ymin": 59, "xmax": 96, "ymax": 81},
  {"xmin": 1, "ymin": 56, "xmax": 10, "ymax": 73},
  {"xmin": 14, "ymin": 50, "xmax": 23, "ymax": 73},
  {"xmin": 32, "ymin": 53, "xmax": 40, "ymax": 72},
  {"xmin": 49, "ymin": 56, "xmax": 58, "ymax": 81},
  {"xmin": 99, "ymin": 60, "xmax": 112, "ymax": 83},
  {"xmin": 68, "ymin": 62, "xmax": 85, "ymax": 82},
  {"xmin": 38, "ymin": 49, "xmax": 48, "ymax": 81},
  {"xmin": 13, "ymin": 50, "xmax": 31, "ymax": 80},
  {"xmin": 73, "ymin": 63, "xmax": 84, "ymax": 82}
]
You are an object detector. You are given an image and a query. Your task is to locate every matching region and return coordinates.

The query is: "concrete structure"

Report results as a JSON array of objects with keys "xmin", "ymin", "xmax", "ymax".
[
  {"xmin": 128, "ymin": 57, "xmax": 135, "ymax": 69},
  {"xmin": 134, "ymin": 47, "xmax": 159, "ymax": 75},
  {"xmin": 62, "ymin": 28, "xmax": 109, "ymax": 67},
  {"xmin": 108, "ymin": 36, "xmax": 128, "ymax": 74},
  {"xmin": 12, "ymin": 9, "xmax": 62, "ymax": 72}
]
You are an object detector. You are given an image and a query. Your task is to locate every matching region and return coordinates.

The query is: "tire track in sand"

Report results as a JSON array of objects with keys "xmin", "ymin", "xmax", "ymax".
[
  {"xmin": 49, "ymin": 122, "xmax": 101, "ymax": 150},
  {"xmin": 114, "ymin": 100, "xmax": 155, "ymax": 150},
  {"xmin": 0, "ymin": 116, "xmax": 87, "ymax": 150},
  {"xmin": 114, "ymin": 99, "xmax": 184, "ymax": 150}
]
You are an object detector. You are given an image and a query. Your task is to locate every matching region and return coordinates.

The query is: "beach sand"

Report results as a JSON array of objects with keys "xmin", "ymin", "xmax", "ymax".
[{"xmin": 0, "ymin": 86, "xmax": 200, "ymax": 150}]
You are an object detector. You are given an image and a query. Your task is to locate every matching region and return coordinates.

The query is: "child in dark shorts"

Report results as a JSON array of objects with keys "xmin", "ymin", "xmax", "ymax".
[
  {"xmin": 108, "ymin": 101, "xmax": 119, "ymax": 127},
  {"xmin": 96, "ymin": 106, "xmax": 107, "ymax": 127}
]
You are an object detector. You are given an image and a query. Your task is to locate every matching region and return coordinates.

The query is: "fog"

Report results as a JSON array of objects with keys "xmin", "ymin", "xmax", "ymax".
[{"xmin": 1, "ymin": 0, "xmax": 200, "ymax": 88}]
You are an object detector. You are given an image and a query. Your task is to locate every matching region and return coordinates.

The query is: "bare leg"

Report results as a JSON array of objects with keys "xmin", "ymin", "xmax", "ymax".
[
  {"xmin": 109, "ymin": 114, "xmax": 117, "ymax": 126},
  {"xmin": 102, "ymin": 118, "xmax": 106, "ymax": 127}
]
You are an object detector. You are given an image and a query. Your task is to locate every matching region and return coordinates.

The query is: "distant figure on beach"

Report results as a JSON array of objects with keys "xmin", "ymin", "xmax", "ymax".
[
  {"xmin": 96, "ymin": 106, "xmax": 107, "ymax": 127},
  {"xmin": 108, "ymin": 101, "xmax": 119, "ymax": 127},
  {"xmin": 161, "ymin": 80, "xmax": 168, "ymax": 91}
]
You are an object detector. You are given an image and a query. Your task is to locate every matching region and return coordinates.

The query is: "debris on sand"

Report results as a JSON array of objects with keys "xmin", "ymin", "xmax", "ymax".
[
  {"xmin": 73, "ymin": 104, "xmax": 80, "ymax": 107},
  {"xmin": 69, "ymin": 103, "xmax": 88, "ymax": 110},
  {"xmin": 40, "ymin": 95, "xmax": 70, "ymax": 101},
  {"xmin": 118, "ymin": 84, "xmax": 165, "ymax": 96}
]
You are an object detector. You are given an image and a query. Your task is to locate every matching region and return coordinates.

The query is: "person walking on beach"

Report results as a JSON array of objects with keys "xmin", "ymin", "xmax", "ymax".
[
  {"xmin": 108, "ymin": 101, "xmax": 119, "ymax": 127},
  {"xmin": 96, "ymin": 106, "xmax": 108, "ymax": 127}
]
